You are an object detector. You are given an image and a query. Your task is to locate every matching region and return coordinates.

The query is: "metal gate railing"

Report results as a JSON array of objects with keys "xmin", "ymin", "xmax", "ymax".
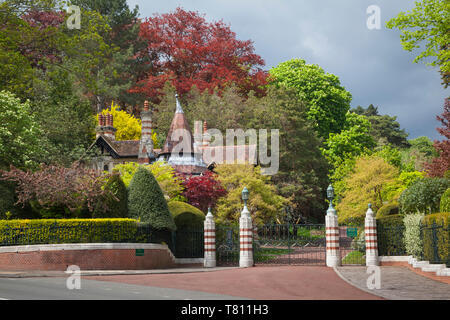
[
  {"xmin": 254, "ymin": 224, "xmax": 326, "ymax": 265},
  {"xmin": 339, "ymin": 226, "xmax": 365, "ymax": 265},
  {"xmin": 171, "ymin": 228, "xmax": 204, "ymax": 259},
  {"xmin": 215, "ymin": 224, "xmax": 240, "ymax": 266}
]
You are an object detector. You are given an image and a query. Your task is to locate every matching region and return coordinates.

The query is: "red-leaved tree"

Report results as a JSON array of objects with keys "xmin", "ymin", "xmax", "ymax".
[
  {"xmin": 426, "ymin": 98, "xmax": 450, "ymax": 177},
  {"xmin": 130, "ymin": 7, "xmax": 268, "ymax": 102},
  {"xmin": 0, "ymin": 163, "xmax": 114, "ymax": 216},
  {"xmin": 182, "ymin": 171, "xmax": 227, "ymax": 213}
]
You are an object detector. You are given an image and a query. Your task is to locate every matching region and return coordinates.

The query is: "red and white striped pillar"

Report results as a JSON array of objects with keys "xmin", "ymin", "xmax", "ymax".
[
  {"xmin": 239, "ymin": 196, "xmax": 253, "ymax": 268},
  {"xmin": 326, "ymin": 208, "xmax": 341, "ymax": 267},
  {"xmin": 365, "ymin": 204, "xmax": 379, "ymax": 266},
  {"xmin": 204, "ymin": 207, "xmax": 216, "ymax": 268}
]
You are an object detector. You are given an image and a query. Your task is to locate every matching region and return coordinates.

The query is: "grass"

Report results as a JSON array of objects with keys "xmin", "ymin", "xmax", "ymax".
[{"xmin": 342, "ymin": 251, "xmax": 365, "ymax": 265}]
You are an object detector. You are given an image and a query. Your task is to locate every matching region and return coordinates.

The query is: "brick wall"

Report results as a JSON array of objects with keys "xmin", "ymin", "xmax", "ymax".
[{"xmin": 0, "ymin": 244, "xmax": 176, "ymax": 271}]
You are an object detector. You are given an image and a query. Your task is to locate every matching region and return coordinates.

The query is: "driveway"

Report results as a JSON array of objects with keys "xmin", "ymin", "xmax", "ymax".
[{"xmin": 85, "ymin": 266, "xmax": 382, "ymax": 300}]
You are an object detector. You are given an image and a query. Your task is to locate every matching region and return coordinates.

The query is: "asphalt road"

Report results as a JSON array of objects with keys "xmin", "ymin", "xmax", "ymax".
[{"xmin": 0, "ymin": 277, "xmax": 246, "ymax": 300}]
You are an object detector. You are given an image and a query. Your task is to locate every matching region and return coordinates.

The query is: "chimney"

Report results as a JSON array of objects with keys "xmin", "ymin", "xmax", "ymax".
[
  {"xmin": 202, "ymin": 120, "xmax": 211, "ymax": 147},
  {"xmin": 103, "ymin": 113, "xmax": 116, "ymax": 140},
  {"xmin": 138, "ymin": 100, "xmax": 155, "ymax": 163}
]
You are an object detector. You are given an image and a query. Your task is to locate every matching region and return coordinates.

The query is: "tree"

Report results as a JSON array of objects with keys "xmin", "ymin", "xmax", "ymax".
[
  {"xmin": 182, "ymin": 171, "xmax": 227, "ymax": 213},
  {"xmin": 127, "ymin": 166, "xmax": 176, "ymax": 230},
  {"xmin": 31, "ymin": 66, "xmax": 96, "ymax": 166},
  {"xmin": 425, "ymin": 97, "xmax": 450, "ymax": 177},
  {"xmin": 399, "ymin": 177, "xmax": 450, "ymax": 214},
  {"xmin": 70, "ymin": 0, "xmax": 145, "ymax": 109},
  {"xmin": 402, "ymin": 136, "xmax": 438, "ymax": 171},
  {"xmin": 130, "ymin": 7, "xmax": 267, "ymax": 102},
  {"xmin": 386, "ymin": 0, "xmax": 450, "ymax": 87},
  {"xmin": 352, "ymin": 104, "xmax": 410, "ymax": 148},
  {"xmin": 215, "ymin": 165, "xmax": 289, "ymax": 225},
  {"xmin": 336, "ymin": 156, "xmax": 399, "ymax": 225},
  {"xmin": 0, "ymin": 90, "xmax": 44, "ymax": 170},
  {"xmin": 322, "ymin": 111, "xmax": 376, "ymax": 171},
  {"xmin": 269, "ymin": 58, "xmax": 352, "ymax": 140},
  {"xmin": 93, "ymin": 173, "xmax": 128, "ymax": 218}
]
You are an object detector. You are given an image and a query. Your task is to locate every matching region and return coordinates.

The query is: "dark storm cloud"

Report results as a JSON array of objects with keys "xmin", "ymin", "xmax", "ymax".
[{"xmin": 129, "ymin": 0, "xmax": 448, "ymax": 140}]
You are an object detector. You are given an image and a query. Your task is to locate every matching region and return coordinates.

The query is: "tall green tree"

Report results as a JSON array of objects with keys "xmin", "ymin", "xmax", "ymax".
[
  {"xmin": 386, "ymin": 0, "xmax": 450, "ymax": 87},
  {"xmin": 352, "ymin": 104, "xmax": 410, "ymax": 148},
  {"xmin": 0, "ymin": 90, "xmax": 44, "ymax": 170},
  {"xmin": 269, "ymin": 58, "xmax": 352, "ymax": 140}
]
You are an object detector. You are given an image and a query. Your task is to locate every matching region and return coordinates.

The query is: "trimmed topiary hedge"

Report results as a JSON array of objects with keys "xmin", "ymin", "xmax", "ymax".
[
  {"xmin": 128, "ymin": 167, "xmax": 176, "ymax": 231},
  {"xmin": 376, "ymin": 202, "xmax": 399, "ymax": 218},
  {"xmin": 0, "ymin": 218, "xmax": 153, "ymax": 245},
  {"xmin": 421, "ymin": 212, "xmax": 449, "ymax": 266},
  {"xmin": 376, "ymin": 214, "xmax": 406, "ymax": 256},
  {"xmin": 168, "ymin": 201, "xmax": 205, "ymax": 230},
  {"xmin": 440, "ymin": 188, "xmax": 450, "ymax": 213}
]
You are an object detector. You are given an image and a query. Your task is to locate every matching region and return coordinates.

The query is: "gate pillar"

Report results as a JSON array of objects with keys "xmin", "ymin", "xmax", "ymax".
[
  {"xmin": 326, "ymin": 210, "xmax": 341, "ymax": 267},
  {"xmin": 204, "ymin": 207, "xmax": 216, "ymax": 268},
  {"xmin": 326, "ymin": 185, "xmax": 341, "ymax": 267},
  {"xmin": 365, "ymin": 204, "xmax": 379, "ymax": 266},
  {"xmin": 240, "ymin": 187, "xmax": 253, "ymax": 268}
]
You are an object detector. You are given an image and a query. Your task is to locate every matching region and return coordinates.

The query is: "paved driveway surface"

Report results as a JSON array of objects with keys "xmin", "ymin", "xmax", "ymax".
[{"xmin": 85, "ymin": 266, "xmax": 382, "ymax": 300}]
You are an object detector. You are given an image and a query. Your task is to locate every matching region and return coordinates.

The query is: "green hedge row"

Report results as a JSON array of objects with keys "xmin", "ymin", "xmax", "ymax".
[
  {"xmin": 0, "ymin": 218, "xmax": 156, "ymax": 246},
  {"xmin": 376, "ymin": 215, "xmax": 407, "ymax": 256},
  {"xmin": 422, "ymin": 212, "xmax": 449, "ymax": 266}
]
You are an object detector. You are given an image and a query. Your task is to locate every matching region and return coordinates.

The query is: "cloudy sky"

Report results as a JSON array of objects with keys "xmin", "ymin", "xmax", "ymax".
[{"xmin": 128, "ymin": 0, "xmax": 448, "ymax": 141}]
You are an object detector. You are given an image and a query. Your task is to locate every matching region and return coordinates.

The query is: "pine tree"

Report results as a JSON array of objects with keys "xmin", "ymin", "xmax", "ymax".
[{"xmin": 128, "ymin": 166, "xmax": 176, "ymax": 230}]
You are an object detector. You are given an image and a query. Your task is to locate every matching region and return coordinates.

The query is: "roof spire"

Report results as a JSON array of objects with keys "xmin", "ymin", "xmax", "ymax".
[{"xmin": 175, "ymin": 93, "xmax": 184, "ymax": 114}]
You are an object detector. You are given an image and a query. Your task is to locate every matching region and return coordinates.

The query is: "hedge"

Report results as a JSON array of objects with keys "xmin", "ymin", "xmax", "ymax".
[
  {"xmin": 376, "ymin": 214, "xmax": 407, "ymax": 256},
  {"xmin": 168, "ymin": 201, "xmax": 205, "ymax": 230},
  {"xmin": 422, "ymin": 212, "xmax": 449, "ymax": 266},
  {"xmin": 376, "ymin": 202, "xmax": 399, "ymax": 218},
  {"xmin": 0, "ymin": 218, "xmax": 157, "ymax": 246},
  {"xmin": 128, "ymin": 167, "xmax": 176, "ymax": 231}
]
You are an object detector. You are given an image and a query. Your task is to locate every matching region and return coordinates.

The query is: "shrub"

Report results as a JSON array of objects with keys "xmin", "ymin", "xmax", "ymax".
[
  {"xmin": 182, "ymin": 171, "xmax": 227, "ymax": 213},
  {"xmin": 0, "ymin": 163, "xmax": 112, "ymax": 217},
  {"xmin": 376, "ymin": 202, "xmax": 399, "ymax": 218},
  {"xmin": 403, "ymin": 213, "xmax": 424, "ymax": 258},
  {"xmin": 0, "ymin": 218, "xmax": 147, "ymax": 245},
  {"xmin": 168, "ymin": 201, "xmax": 205, "ymax": 230},
  {"xmin": 440, "ymin": 188, "xmax": 450, "ymax": 212},
  {"xmin": 399, "ymin": 177, "xmax": 450, "ymax": 214},
  {"xmin": 113, "ymin": 161, "xmax": 185, "ymax": 201},
  {"xmin": 422, "ymin": 212, "xmax": 449, "ymax": 266},
  {"xmin": 376, "ymin": 215, "xmax": 406, "ymax": 256},
  {"xmin": 128, "ymin": 167, "xmax": 176, "ymax": 231},
  {"xmin": 93, "ymin": 174, "xmax": 128, "ymax": 218}
]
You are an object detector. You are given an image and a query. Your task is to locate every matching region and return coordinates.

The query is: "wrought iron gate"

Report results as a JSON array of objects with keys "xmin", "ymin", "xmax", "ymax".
[
  {"xmin": 216, "ymin": 224, "xmax": 240, "ymax": 266},
  {"xmin": 171, "ymin": 228, "xmax": 204, "ymax": 259},
  {"xmin": 254, "ymin": 224, "xmax": 326, "ymax": 265},
  {"xmin": 339, "ymin": 226, "xmax": 365, "ymax": 265}
]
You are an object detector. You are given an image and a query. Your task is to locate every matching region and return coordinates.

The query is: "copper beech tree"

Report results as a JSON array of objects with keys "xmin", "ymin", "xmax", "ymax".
[
  {"xmin": 0, "ymin": 163, "xmax": 114, "ymax": 216},
  {"xmin": 426, "ymin": 98, "xmax": 450, "ymax": 177},
  {"xmin": 130, "ymin": 7, "xmax": 268, "ymax": 102}
]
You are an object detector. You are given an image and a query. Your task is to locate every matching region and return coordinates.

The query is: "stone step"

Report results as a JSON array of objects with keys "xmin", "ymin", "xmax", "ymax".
[
  {"xmin": 421, "ymin": 264, "xmax": 446, "ymax": 272},
  {"xmin": 436, "ymin": 268, "xmax": 450, "ymax": 276},
  {"xmin": 412, "ymin": 261, "xmax": 429, "ymax": 268}
]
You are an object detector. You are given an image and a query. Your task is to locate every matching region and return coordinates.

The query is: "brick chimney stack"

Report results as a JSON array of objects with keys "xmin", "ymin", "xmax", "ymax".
[
  {"xmin": 138, "ymin": 100, "xmax": 156, "ymax": 163},
  {"xmin": 95, "ymin": 112, "xmax": 116, "ymax": 140}
]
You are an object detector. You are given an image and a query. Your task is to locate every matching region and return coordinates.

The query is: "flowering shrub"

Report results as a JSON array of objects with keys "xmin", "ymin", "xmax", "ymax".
[{"xmin": 403, "ymin": 213, "xmax": 424, "ymax": 258}]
